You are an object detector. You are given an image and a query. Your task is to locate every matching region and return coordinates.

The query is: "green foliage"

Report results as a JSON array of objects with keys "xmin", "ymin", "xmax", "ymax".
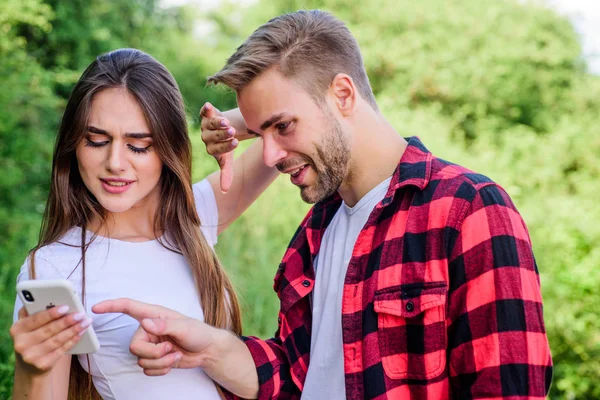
[
  {"xmin": 1, "ymin": 0, "xmax": 599, "ymax": 398},
  {"xmin": 0, "ymin": 3, "xmax": 59, "ymax": 395}
]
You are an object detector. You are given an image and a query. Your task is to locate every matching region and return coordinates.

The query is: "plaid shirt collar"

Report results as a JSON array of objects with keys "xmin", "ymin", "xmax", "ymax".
[{"xmin": 305, "ymin": 136, "xmax": 433, "ymax": 259}]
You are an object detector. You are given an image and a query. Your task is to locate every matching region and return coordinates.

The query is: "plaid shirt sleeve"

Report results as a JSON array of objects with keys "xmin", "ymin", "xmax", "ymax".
[
  {"xmin": 447, "ymin": 183, "xmax": 553, "ymax": 398},
  {"xmin": 240, "ymin": 335, "xmax": 299, "ymax": 400},
  {"xmin": 221, "ymin": 334, "xmax": 298, "ymax": 400}
]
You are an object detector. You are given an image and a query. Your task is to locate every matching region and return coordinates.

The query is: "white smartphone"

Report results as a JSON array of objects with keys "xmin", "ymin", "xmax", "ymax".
[{"xmin": 16, "ymin": 279, "xmax": 100, "ymax": 354}]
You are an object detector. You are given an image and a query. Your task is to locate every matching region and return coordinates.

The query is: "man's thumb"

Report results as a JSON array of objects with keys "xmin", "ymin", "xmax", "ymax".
[
  {"xmin": 201, "ymin": 102, "xmax": 217, "ymax": 119},
  {"xmin": 142, "ymin": 318, "xmax": 187, "ymax": 341},
  {"xmin": 141, "ymin": 318, "xmax": 162, "ymax": 335},
  {"xmin": 219, "ymin": 152, "xmax": 234, "ymax": 193}
]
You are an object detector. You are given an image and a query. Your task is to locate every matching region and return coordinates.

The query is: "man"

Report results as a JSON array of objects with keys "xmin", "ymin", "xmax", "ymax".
[{"xmin": 94, "ymin": 9, "xmax": 553, "ymax": 399}]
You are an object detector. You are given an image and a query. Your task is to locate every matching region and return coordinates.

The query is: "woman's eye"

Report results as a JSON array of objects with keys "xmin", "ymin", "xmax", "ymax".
[
  {"xmin": 85, "ymin": 138, "xmax": 108, "ymax": 148},
  {"xmin": 128, "ymin": 144, "xmax": 151, "ymax": 154}
]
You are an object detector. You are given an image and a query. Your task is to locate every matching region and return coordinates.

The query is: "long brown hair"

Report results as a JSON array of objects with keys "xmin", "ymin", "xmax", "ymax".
[{"xmin": 28, "ymin": 48, "xmax": 242, "ymax": 399}]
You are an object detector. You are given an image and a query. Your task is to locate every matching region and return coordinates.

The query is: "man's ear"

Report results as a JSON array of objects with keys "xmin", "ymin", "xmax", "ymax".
[{"xmin": 329, "ymin": 73, "xmax": 356, "ymax": 116}]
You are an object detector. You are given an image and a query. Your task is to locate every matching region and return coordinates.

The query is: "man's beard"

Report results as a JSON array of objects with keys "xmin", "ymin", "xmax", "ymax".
[{"xmin": 299, "ymin": 118, "xmax": 350, "ymax": 204}]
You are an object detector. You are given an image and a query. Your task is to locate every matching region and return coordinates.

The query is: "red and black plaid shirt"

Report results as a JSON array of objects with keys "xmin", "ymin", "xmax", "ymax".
[{"xmin": 240, "ymin": 137, "xmax": 552, "ymax": 399}]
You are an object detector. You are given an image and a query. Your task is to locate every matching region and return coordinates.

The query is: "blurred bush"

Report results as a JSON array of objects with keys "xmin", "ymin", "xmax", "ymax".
[{"xmin": 1, "ymin": 0, "xmax": 598, "ymax": 398}]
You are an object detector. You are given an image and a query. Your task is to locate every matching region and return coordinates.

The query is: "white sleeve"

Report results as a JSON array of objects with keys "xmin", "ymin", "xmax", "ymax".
[
  {"xmin": 193, "ymin": 178, "xmax": 219, "ymax": 248},
  {"xmin": 13, "ymin": 254, "xmax": 65, "ymax": 323}
]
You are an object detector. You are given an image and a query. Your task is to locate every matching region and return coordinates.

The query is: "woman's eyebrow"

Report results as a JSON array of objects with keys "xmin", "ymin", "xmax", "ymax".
[
  {"xmin": 124, "ymin": 132, "xmax": 152, "ymax": 139},
  {"xmin": 87, "ymin": 125, "xmax": 109, "ymax": 135},
  {"xmin": 87, "ymin": 126, "xmax": 151, "ymax": 138}
]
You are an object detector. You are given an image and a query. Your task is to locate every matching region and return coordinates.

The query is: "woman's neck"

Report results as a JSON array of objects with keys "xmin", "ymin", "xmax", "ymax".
[{"xmin": 87, "ymin": 196, "xmax": 161, "ymax": 242}]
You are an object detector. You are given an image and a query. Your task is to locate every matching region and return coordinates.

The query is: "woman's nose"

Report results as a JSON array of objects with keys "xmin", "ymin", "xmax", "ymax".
[{"xmin": 105, "ymin": 144, "xmax": 127, "ymax": 173}]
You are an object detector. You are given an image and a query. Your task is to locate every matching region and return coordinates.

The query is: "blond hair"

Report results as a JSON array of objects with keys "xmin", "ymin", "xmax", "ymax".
[{"xmin": 208, "ymin": 9, "xmax": 378, "ymax": 110}]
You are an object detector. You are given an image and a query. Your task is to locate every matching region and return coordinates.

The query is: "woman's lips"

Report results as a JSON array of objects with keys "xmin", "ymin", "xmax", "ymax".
[{"xmin": 100, "ymin": 179, "xmax": 134, "ymax": 194}]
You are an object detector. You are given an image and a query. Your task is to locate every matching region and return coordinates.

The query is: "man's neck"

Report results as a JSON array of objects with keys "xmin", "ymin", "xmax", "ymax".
[{"xmin": 337, "ymin": 108, "xmax": 407, "ymax": 207}]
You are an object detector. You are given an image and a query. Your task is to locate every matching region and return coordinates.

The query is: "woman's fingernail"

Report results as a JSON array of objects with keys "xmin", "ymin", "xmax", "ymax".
[
  {"xmin": 220, "ymin": 119, "xmax": 227, "ymax": 127},
  {"xmin": 80, "ymin": 318, "xmax": 92, "ymax": 329},
  {"xmin": 231, "ymin": 139, "xmax": 239, "ymax": 147},
  {"xmin": 73, "ymin": 312, "xmax": 86, "ymax": 321},
  {"xmin": 227, "ymin": 128, "xmax": 235, "ymax": 136},
  {"xmin": 204, "ymin": 103, "xmax": 212, "ymax": 110},
  {"xmin": 57, "ymin": 305, "xmax": 70, "ymax": 315}
]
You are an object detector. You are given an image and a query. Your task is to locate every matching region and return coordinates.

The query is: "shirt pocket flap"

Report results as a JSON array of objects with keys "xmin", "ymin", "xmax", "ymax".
[{"xmin": 374, "ymin": 281, "xmax": 447, "ymax": 318}]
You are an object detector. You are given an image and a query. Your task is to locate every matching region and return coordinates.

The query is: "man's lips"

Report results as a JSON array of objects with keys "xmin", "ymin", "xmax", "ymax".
[
  {"xmin": 280, "ymin": 164, "xmax": 309, "ymax": 177},
  {"xmin": 287, "ymin": 165, "xmax": 311, "ymax": 186}
]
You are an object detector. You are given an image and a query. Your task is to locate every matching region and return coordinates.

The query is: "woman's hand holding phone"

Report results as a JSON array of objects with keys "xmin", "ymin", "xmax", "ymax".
[{"xmin": 10, "ymin": 305, "xmax": 92, "ymax": 375}]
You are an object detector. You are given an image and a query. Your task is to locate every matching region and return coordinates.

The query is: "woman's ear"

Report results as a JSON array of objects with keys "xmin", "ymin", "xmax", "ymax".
[{"xmin": 329, "ymin": 73, "xmax": 356, "ymax": 116}]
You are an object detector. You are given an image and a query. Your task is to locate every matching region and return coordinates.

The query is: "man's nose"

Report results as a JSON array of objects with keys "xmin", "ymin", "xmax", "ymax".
[{"xmin": 262, "ymin": 136, "xmax": 288, "ymax": 168}]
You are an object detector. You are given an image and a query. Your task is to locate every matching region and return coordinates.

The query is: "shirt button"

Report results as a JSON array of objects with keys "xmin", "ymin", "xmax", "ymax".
[
  {"xmin": 278, "ymin": 317, "xmax": 282, "ymax": 324},
  {"xmin": 405, "ymin": 301, "xmax": 415, "ymax": 312},
  {"xmin": 302, "ymin": 280, "xmax": 311, "ymax": 287}
]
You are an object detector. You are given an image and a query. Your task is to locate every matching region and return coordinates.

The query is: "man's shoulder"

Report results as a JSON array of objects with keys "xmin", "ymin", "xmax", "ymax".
[
  {"xmin": 401, "ymin": 155, "xmax": 518, "ymax": 229},
  {"xmin": 426, "ymin": 155, "xmax": 506, "ymax": 200}
]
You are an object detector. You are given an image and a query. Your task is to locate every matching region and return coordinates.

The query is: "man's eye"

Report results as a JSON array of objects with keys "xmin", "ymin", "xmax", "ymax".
[{"xmin": 276, "ymin": 122, "xmax": 290, "ymax": 131}]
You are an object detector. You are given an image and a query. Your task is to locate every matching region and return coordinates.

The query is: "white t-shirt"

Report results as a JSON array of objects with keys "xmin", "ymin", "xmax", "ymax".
[
  {"xmin": 13, "ymin": 179, "xmax": 222, "ymax": 400},
  {"xmin": 302, "ymin": 177, "xmax": 392, "ymax": 400}
]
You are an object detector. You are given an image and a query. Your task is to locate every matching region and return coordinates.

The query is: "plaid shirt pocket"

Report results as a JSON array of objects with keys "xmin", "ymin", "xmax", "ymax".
[{"xmin": 374, "ymin": 281, "xmax": 448, "ymax": 381}]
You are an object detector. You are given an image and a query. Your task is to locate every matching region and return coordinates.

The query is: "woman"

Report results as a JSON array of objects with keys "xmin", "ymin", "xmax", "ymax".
[{"xmin": 10, "ymin": 48, "xmax": 274, "ymax": 399}]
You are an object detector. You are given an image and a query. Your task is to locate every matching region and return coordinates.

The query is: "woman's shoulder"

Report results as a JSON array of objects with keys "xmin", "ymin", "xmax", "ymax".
[
  {"xmin": 35, "ymin": 227, "xmax": 85, "ymax": 258},
  {"xmin": 192, "ymin": 178, "xmax": 216, "ymax": 209},
  {"xmin": 19, "ymin": 227, "xmax": 86, "ymax": 281},
  {"xmin": 192, "ymin": 178, "xmax": 219, "ymax": 247}
]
